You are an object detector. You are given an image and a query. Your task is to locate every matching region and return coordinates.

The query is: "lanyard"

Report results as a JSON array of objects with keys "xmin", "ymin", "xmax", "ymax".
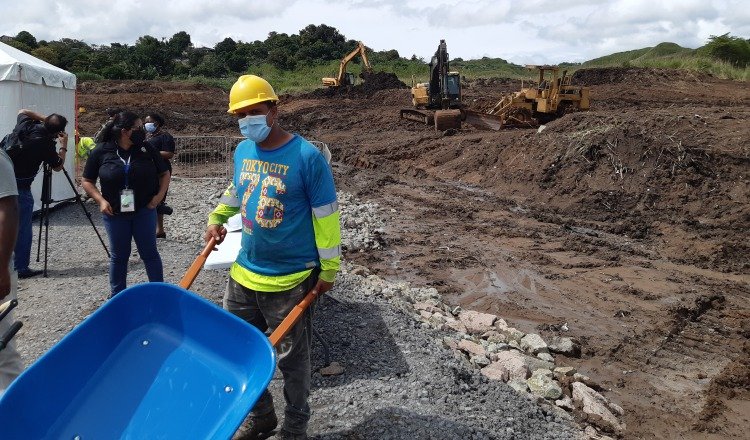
[{"xmin": 116, "ymin": 150, "xmax": 131, "ymax": 189}]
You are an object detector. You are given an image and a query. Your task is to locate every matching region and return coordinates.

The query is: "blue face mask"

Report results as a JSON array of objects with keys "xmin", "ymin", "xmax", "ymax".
[
  {"xmin": 238, "ymin": 114, "xmax": 272, "ymax": 143},
  {"xmin": 144, "ymin": 122, "xmax": 157, "ymax": 133}
]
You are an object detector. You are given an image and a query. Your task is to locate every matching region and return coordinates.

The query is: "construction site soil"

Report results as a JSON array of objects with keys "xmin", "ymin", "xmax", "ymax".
[{"xmin": 77, "ymin": 68, "xmax": 749, "ymax": 439}]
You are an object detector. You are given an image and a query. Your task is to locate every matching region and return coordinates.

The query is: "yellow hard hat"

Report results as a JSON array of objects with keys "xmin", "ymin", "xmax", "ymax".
[{"xmin": 227, "ymin": 75, "xmax": 279, "ymax": 114}]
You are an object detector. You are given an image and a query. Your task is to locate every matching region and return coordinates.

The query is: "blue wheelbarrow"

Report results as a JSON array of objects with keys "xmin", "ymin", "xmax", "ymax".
[{"xmin": 0, "ymin": 239, "xmax": 321, "ymax": 439}]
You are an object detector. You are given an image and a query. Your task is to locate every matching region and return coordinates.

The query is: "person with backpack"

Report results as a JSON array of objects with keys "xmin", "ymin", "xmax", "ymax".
[{"xmin": 3, "ymin": 109, "xmax": 69, "ymax": 279}]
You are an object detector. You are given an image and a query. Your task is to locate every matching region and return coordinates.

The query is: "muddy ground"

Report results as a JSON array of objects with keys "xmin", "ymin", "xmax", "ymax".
[{"xmin": 77, "ymin": 68, "xmax": 749, "ymax": 439}]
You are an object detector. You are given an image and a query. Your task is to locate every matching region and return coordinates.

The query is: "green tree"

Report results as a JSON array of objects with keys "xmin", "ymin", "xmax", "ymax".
[
  {"xmin": 237, "ymin": 41, "xmax": 268, "ymax": 67},
  {"xmin": 31, "ymin": 46, "xmax": 58, "ymax": 65},
  {"xmin": 296, "ymin": 24, "xmax": 348, "ymax": 63},
  {"xmin": 187, "ymin": 47, "xmax": 212, "ymax": 69},
  {"xmin": 226, "ymin": 53, "xmax": 248, "ymax": 72},
  {"xmin": 192, "ymin": 53, "xmax": 226, "ymax": 77},
  {"xmin": 15, "ymin": 31, "xmax": 38, "ymax": 49},
  {"xmin": 167, "ymin": 31, "xmax": 192, "ymax": 58},
  {"xmin": 132, "ymin": 35, "xmax": 173, "ymax": 77},
  {"xmin": 215, "ymin": 37, "xmax": 237, "ymax": 57},
  {"xmin": 101, "ymin": 63, "xmax": 129, "ymax": 80},
  {"xmin": 5, "ymin": 39, "xmax": 32, "ymax": 53},
  {"xmin": 699, "ymin": 33, "xmax": 750, "ymax": 67},
  {"xmin": 371, "ymin": 49, "xmax": 401, "ymax": 64},
  {"xmin": 45, "ymin": 39, "xmax": 91, "ymax": 71},
  {"xmin": 265, "ymin": 32, "xmax": 299, "ymax": 69},
  {"xmin": 215, "ymin": 37, "xmax": 241, "ymax": 71}
]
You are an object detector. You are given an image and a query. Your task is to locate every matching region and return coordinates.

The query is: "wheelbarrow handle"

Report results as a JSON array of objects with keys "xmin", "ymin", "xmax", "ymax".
[
  {"xmin": 0, "ymin": 321, "xmax": 23, "ymax": 352},
  {"xmin": 179, "ymin": 237, "xmax": 217, "ymax": 290},
  {"xmin": 0, "ymin": 299, "xmax": 18, "ymax": 323},
  {"xmin": 269, "ymin": 288, "xmax": 320, "ymax": 347},
  {"xmin": 179, "ymin": 236, "xmax": 317, "ymax": 348}
]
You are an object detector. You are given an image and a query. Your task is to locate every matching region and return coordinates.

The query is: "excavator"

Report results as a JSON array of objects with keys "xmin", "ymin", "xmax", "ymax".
[
  {"xmin": 322, "ymin": 41, "xmax": 373, "ymax": 87},
  {"xmin": 400, "ymin": 40, "xmax": 464, "ymax": 130}
]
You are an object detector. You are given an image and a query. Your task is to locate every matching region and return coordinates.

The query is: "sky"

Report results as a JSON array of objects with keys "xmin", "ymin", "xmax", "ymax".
[{"xmin": 1, "ymin": 0, "xmax": 748, "ymax": 65}]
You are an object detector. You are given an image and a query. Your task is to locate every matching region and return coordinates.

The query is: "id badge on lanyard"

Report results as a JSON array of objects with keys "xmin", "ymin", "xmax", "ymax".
[{"xmin": 118, "ymin": 150, "xmax": 135, "ymax": 212}]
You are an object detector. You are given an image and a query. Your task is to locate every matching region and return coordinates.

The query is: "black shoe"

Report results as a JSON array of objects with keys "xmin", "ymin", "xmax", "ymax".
[
  {"xmin": 18, "ymin": 269, "xmax": 43, "ymax": 279},
  {"xmin": 236, "ymin": 412, "xmax": 278, "ymax": 440}
]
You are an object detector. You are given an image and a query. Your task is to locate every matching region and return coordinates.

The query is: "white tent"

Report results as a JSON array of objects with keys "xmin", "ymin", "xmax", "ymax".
[{"xmin": 0, "ymin": 41, "xmax": 76, "ymax": 211}]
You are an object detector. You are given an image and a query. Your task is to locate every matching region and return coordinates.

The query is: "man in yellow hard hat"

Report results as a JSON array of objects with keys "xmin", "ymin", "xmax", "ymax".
[{"xmin": 205, "ymin": 75, "xmax": 341, "ymax": 440}]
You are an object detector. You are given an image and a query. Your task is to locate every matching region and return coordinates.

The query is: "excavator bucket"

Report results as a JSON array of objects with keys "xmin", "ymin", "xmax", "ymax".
[{"xmin": 434, "ymin": 110, "xmax": 462, "ymax": 131}]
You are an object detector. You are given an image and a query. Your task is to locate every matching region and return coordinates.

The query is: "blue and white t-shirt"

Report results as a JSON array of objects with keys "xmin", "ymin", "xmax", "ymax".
[{"xmin": 231, "ymin": 135, "xmax": 337, "ymax": 276}]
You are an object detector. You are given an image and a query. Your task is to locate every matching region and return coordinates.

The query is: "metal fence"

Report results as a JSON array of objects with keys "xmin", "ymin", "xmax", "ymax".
[
  {"xmin": 172, "ymin": 136, "xmax": 242, "ymax": 179},
  {"xmin": 171, "ymin": 136, "xmax": 331, "ymax": 178}
]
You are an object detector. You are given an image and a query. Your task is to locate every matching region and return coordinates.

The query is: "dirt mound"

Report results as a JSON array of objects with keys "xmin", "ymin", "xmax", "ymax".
[
  {"xmin": 303, "ymin": 71, "xmax": 407, "ymax": 99},
  {"xmin": 76, "ymin": 80, "xmax": 232, "ymax": 136},
  {"xmin": 359, "ymin": 71, "xmax": 408, "ymax": 92},
  {"xmin": 571, "ymin": 67, "xmax": 714, "ymax": 86}
]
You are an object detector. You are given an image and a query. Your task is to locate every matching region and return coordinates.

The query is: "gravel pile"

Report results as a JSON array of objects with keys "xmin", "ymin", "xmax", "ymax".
[{"xmin": 12, "ymin": 177, "xmax": 581, "ymax": 439}]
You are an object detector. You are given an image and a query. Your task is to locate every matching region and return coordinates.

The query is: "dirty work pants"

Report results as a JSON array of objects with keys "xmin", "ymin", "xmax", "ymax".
[
  {"xmin": 224, "ymin": 272, "xmax": 319, "ymax": 435},
  {"xmin": 0, "ymin": 269, "xmax": 24, "ymax": 397},
  {"xmin": 102, "ymin": 208, "xmax": 163, "ymax": 296}
]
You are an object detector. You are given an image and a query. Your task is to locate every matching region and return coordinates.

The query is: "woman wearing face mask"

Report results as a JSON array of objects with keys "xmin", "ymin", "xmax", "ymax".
[
  {"xmin": 144, "ymin": 112, "xmax": 176, "ymax": 239},
  {"xmin": 81, "ymin": 111, "xmax": 170, "ymax": 297}
]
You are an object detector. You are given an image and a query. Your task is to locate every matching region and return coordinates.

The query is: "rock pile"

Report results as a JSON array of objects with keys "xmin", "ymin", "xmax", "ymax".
[{"xmin": 410, "ymin": 297, "xmax": 626, "ymax": 437}]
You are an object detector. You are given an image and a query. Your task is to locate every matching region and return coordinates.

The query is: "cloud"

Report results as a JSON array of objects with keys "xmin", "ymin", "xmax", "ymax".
[
  {"xmin": 2, "ymin": 0, "xmax": 298, "ymax": 45},
  {"xmin": 0, "ymin": 0, "xmax": 745, "ymax": 64}
]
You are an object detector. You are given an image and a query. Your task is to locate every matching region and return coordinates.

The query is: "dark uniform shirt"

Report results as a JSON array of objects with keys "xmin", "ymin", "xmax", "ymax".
[
  {"xmin": 83, "ymin": 141, "xmax": 168, "ymax": 214},
  {"xmin": 11, "ymin": 114, "xmax": 63, "ymax": 183},
  {"xmin": 146, "ymin": 131, "xmax": 176, "ymax": 172}
]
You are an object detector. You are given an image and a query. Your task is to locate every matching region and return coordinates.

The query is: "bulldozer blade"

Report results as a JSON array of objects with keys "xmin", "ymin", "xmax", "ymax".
[
  {"xmin": 463, "ymin": 110, "xmax": 503, "ymax": 131},
  {"xmin": 400, "ymin": 108, "xmax": 434, "ymax": 125}
]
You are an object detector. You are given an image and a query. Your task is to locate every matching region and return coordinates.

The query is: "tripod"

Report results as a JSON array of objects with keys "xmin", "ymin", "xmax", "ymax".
[{"xmin": 36, "ymin": 164, "xmax": 110, "ymax": 277}]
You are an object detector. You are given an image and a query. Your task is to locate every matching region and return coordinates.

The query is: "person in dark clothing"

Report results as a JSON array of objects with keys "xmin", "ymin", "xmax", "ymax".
[
  {"xmin": 93, "ymin": 107, "xmax": 123, "ymax": 144},
  {"xmin": 144, "ymin": 112, "xmax": 175, "ymax": 239},
  {"xmin": 81, "ymin": 111, "xmax": 170, "ymax": 297},
  {"xmin": 8, "ymin": 109, "xmax": 69, "ymax": 279}
]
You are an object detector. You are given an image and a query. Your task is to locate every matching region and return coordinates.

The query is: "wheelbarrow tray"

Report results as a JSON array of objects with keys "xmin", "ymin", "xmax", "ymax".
[{"xmin": 0, "ymin": 283, "xmax": 276, "ymax": 439}]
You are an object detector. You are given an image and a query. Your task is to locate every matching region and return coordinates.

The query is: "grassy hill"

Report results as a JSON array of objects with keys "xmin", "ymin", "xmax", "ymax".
[{"xmin": 582, "ymin": 42, "xmax": 748, "ymax": 80}]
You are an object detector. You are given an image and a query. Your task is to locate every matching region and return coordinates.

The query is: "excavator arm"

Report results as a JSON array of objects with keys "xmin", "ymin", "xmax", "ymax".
[{"xmin": 322, "ymin": 41, "xmax": 373, "ymax": 87}]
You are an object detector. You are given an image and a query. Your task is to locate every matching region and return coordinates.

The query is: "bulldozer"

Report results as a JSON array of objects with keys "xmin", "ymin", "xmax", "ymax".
[
  {"xmin": 474, "ymin": 65, "xmax": 591, "ymax": 130},
  {"xmin": 322, "ymin": 41, "xmax": 373, "ymax": 87},
  {"xmin": 400, "ymin": 39, "xmax": 464, "ymax": 130}
]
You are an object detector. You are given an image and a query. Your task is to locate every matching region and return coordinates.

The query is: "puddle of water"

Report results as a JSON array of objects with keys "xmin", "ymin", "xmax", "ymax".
[{"xmin": 456, "ymin": 266, "xmax": 543, "ymax": 297}]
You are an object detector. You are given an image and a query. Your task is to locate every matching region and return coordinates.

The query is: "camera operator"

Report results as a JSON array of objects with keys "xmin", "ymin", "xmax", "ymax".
[{"xmin": 9, "ymin": 109, "xmax": 68, "ymax": 279}]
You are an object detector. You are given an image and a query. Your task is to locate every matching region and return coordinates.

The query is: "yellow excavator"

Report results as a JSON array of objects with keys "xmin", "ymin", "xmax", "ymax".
[
  {"xmin": 322, "ymin": 41, "xmax": 373, "ymax": 87},
  {"xmin": 400, "ymin": 39, "xmax": 464, "ymax": 130}
]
